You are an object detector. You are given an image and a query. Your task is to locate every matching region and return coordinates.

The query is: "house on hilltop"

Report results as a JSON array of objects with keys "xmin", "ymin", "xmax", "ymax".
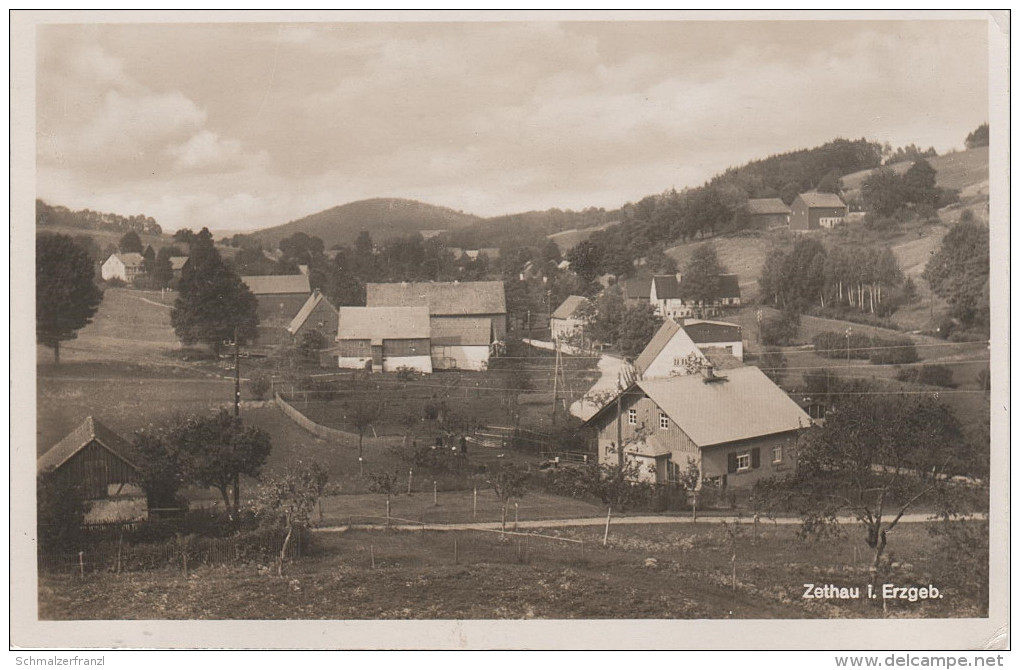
[
  {"xmin": 327, "ymin": 306, "xmax": 432, "ymax": 373},
  {"xmin": 101, "ymin": 252, "xmax": 145, "ymax": 283},
  {"xmin": 366, "ymin": 280, "xmax": 507, "ymax": 370},
  {"xmin": 583, "ymin": 366, "xmax": 810, "ymax": 487},
  {"xmin": 790, "ymin": 192, "xmax": 848, "ymax": 232},
  {"xmin": 649, "ymin": 273, "xmax": 741, "ymax": 320},
  {"xmin": 241, "ymin": 274, "xmax": 312, "ymax": 325},
  {"xmin": 37, "ymin": 416, "xmax": 140, "ymax": 500},
  {"xmin": 746, "ymin": 198, "xmax": 792, "ymax": 229}
]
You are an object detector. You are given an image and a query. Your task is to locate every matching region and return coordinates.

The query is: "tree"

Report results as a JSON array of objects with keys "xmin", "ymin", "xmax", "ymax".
[
  {"xmin": 255, "ymin": 462, "xmax": 330, "ymax": 576},
  {"xmin": 490, "ymin": 463, "xmax": 528, "ymax": 532},
  {"xmin": 172, "ymin": 411, "xmax": 272, "ymax": 517},
  {"xmin": 170, "ymin": 229, "xmax": 259, "ymax": 354},
  {"xmin": 965, "ymin": 122, "xmax": 989, "ymax": 149},
  {"xmin": 681, "ymin": 243, "xmax": 724, "ymax": 307},
  {"xmin": 278, "ymin": 232, "xmax": 325, "ymax": 265},
  {"xmin": 347, "ymin": 398, "xmax": 382, "ymax": 459},
  {"xmin": 902, "ymin": 159, "xmax": 939, "ymax": 207},
  {"xmin": 133, "ymin": 423, "xmax": 188, "ymax": 510},
  {"xmin": 862, "ymin": 168, "xmax": 906, "ymax": 217},
  {"xmin": 768, "ymin": 394, "xmax": 963, "ymax": 580},
  {"xmin": 36, "ymin": 233, "xmax": 104, "ymax": 363},
  {"xmin": 542, "ymin": 239, "xmax": 562, "ymax": 263},
  {"xmin": 566, "ymin": 240, "xmax": 602, "ymax": 282},
  {"xmin": 37, "ymin": 469, "xmax": 90, "ymax": 554},
  {"xmin": 368, "ymin": 471, "xmax": 400, "ymax": 523},
  {"xmin": 923, "ymin": 221, "xmax": 989, "ymax": 332},
  {"xmin": 815, "ymin": 169, "xmax": 843, "ymax": 194},
  {"xmin": 118, "ymin": 230, "xmax": 143, "ymax": 254},
  {"xmin": 616, "ymin": 302, "xmax": 663, "ymax": 358},
  {"xmin": 759, "ymin": 347, "xmax": 787, "ymax": 384}
]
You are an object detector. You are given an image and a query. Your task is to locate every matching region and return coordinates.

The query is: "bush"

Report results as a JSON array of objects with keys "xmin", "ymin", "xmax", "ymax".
[
  {"xmin": 812, "ymin": 331, "xmax": 872, "ymax": 359},
  {"xmin": 869, "ymin": 336, "xmax": 918, "ymax": 364},
  {"xmin": 760, "ymin": 312, "xmax": 800, "ymax": 346},
  {"xmin": 248, "ymin": 370, "xmax": 272, "ymax": 400}
]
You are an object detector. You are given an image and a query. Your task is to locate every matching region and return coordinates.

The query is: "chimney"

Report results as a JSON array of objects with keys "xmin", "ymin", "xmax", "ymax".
[{"xmin": 701, "ymin": 363, "xmax": 716, "ymax": 381}]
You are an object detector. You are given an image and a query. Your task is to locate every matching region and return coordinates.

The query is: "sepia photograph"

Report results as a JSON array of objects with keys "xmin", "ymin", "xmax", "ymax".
[{"xmin": 11, "ymin": 9, "xmax": 1009, "ymax": 652}]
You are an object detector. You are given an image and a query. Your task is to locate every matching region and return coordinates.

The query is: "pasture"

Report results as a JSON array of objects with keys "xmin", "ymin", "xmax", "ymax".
[{"xmin": 39, "ymin": 520, "xmax": 986, "ymax": 620}]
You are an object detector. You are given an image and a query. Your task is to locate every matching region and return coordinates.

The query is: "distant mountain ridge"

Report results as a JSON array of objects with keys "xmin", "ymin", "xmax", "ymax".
[{"xmin": 249, "ymin": 197, "xmax": 482, "ymax": 248}]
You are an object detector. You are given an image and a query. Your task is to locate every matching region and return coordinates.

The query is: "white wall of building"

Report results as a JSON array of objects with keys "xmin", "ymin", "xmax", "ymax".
[
  {"xmin": 337, "ymin": 356, "xmax": 372, "ymax": 370},
  {"xmin": 641, "ymin": 328, "xmax": 705, "ymax": 379},
  {"xmin": 101, "ymin": 255, "xmax": 127, "ymax": 281},
  {"xmin": 432, "ymin": 345, "xmax": 490, "ymax": 371},
  {"xmin": 382, "ymin": 355, "xmax": 433, "ymax": 374}
]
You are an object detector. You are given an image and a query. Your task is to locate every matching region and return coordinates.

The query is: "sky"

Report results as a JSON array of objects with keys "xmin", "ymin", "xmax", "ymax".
[{"xmin": 35, "ymin": 18, "xmax": 990, "ymax": 233}]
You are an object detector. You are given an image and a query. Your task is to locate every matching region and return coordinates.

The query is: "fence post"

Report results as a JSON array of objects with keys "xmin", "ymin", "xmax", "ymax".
[
  {"xmin": 514, "ymin": 502, "xmax": 519, "ymax": 530},
  {"xmin": 116, "ymin": 534, "xmax": 123, "ymax": 574},
  {"xmin": 370, "ymin": 545, "xmax": 376, "ymax": 569},
  {"xmin": 78, "ymin": 551, "xmax": 85, "ymax": 580},
  {"xmin": 386, "ymin": 498, "xmax": 391, "ymax": 527},
  {"xmin": 433, "ymin": 481, "xmax": 438, "ymax": 507},
  {"xmin": 454, "ymin": 538, "xmax": 459, "ymax": 565},
  {"xmin": 407, "ymin": 469, "xmax": 413, "ymax": 495},
  {"xmin": 473, "ymin": 487, "xmax": 477, "ymax": 518},
  {"xmin": 603, "ymin": 506, "xmax": 612, "ymax": 547}
]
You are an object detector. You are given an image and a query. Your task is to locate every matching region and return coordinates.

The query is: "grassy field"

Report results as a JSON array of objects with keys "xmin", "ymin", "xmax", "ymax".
[
  {"xmin": 38, "ymin": 520, "xmax": 985, "ymax": 620},
  {"xmin": 840, "ymin": 146, "xmax": 988, "ymax": 194}
]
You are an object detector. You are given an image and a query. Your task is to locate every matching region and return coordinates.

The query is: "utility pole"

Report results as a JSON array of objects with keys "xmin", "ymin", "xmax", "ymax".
[
  {"xmin": 232, "ymin": 324, "xmax": 240, "ymax": 517},
  {"xmin": 551, "ymin": 341, "xmax": 561, "ymax": 426},
  {"xmin": 845, "ymin": 326, "xmax": 852, "ymax": 366}
]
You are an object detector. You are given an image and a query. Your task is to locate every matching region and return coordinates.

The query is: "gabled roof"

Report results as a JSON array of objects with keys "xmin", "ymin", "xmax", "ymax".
[
  {"xmin": 430, "ymin": 316, "xmax": 492, "ymax": 346},
  {"xmin": 635, "ymin": 367, "xmax": 811, "ymax": 447},
  {"xmin": 746, "ymin": 198, "xmax": 791, "ymax": 215},
  {"xmin": 796, "ymin": 192, "xmax": 847, "ymax": 209},
  {"xmin": 37, "ymin": 416, "xmax": 138, "ymax": 474},
  {"xmin": 241, "ymin": 274, "xmax": 311, "ymax": 295},
  {"xmin": 677, "ymin": 274, "xmax": 741, "ymax": 301},
  {"xmin": 652, "ymin": 275, "xmax": 682, "ymax": 300},
  {"xmin": 169, "ymin": 256, "xmax": 189, "ymax": 271},
  {"xmin": 337, "ymin": 306, "xmax": 430, "ymax": 344},
  {"xmin": 683, "ymin": 319, "xmax": 742, "ymax": 343},
  {"xmin": 634, "ymin": 319, "xmax": 683, "ymax": 375},
  {"xmin": 622, "ymin": 278, "xmax": 652, "ymax": 300},
  {"xmin": 551, "ymin": 295, "xmax": 588, "ymax": 321},
  {"xmin": 366, "ymin": 281, "xmax": 506, "ymax": 316},
  {"xmin": 287, "ymin": 291, "xmax": 338, "ymax": 335},
  {"xmin": 700, "ymin": 349, "xmax": 745, "ymax": 371},
  {"xmin": 110, "ymin": 252, "xmax": 144, "ymax": 267}
]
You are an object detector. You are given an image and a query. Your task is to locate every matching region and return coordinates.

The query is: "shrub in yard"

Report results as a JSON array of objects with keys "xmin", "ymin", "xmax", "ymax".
[
  {"xmin": 896, "ymin": 364, "xmax": 955, "ymax": 388},
  {"xmin": 868, "ymin": 336, "xmax": 918, "ymax": 364},
  {"xmin": 248, "ymin": 371, "xmax": 272, "ymax": 400}
]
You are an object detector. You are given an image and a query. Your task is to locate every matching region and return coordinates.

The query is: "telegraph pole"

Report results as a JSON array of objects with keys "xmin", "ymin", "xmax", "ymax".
[
  {"xmin": 551, "ymin": 341, "xmax": 561, "ymax": 425},
  {"xmin": 234, "ymin": 325, "xmax": 241, "ymax": 417}
]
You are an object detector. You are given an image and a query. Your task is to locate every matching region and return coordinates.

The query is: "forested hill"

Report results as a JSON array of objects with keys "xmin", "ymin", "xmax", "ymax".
[
  {"xmin": 250, "ymin": 198, "xmax": 481, "ymax": 249},
  {"xmin": 36, "ymin": 199, "xmax": 164, "ymax": 236},
  {"xmin": 443, "ymin": 207, "xmax": 621, "ymax": 250}
]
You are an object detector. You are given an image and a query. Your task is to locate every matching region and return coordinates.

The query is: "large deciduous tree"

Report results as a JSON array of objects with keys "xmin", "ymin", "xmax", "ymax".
[
  {"xmin": 36, "ymin": 233, "xmax": 104, "ymax": 363},
  {"xmin": 170, "ymin": 228, "xmax": 259, "ymax": 355},
  {"xmin": 923, "ymin": 221, "xmax": 990, "ymax": 332},
  {"xmin": 681, "ymin": 243, "xmax": 724, "ymax": 306},
  {"xmin": 118, "ymin": 230, "xmax": 144, "ymax": 254}
]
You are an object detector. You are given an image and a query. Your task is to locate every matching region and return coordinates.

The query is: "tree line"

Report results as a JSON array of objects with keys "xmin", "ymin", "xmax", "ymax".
[{"xmin": 36, "ymin": 199, "xmax": 162, "ymax": 235}]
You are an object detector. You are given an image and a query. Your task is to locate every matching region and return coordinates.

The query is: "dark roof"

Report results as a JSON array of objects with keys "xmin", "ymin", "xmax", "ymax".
[
  {"xmin": 634, "ymin": 319, "xmax": 683, "ymax": 375},
  {"xmin": 796, "ymin": 192, "xmax": 847, "ymax": 209},
  {"xmin": 622, "ymin": 278, "xmax": 652, "ymax": 300},
  {"xmin": 652, "ymin": 275, "xmax": 682, "ymax": 299},
  {"xmin": 241, "ymin": 274, "xmax": 311, "ymax": 295},
  {"xmin": 746, "ymin": 198, "xmax": 791, "ymax": 215},
  {"xmin": 37, "ymin": 416, "xmax": 138, "ymax": 474},
  {"xmin": 672, "ymin": 274, "xmax": 741, "ymax": 301},
  {"xmin": 683, "ymin": 319, "xmax": 743, "ymax": 344},
  {"xmin": 551, "ymin": 295, "xmax": 588, "ymax": 321},
  {"xmin": 366, "ymin": 281, "xmax": 506, "ymax": 316}
]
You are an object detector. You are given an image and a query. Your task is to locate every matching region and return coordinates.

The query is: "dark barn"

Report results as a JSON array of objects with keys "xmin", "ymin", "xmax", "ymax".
[{"xmin": 37, "ymin": 416, "xmax": 139, "ymax": 500}]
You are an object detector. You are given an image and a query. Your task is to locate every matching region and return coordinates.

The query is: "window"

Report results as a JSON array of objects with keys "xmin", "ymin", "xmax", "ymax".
[
  {"xmin": 773, "ymin": 445, "xmax": 783, "ymax": 464},
  {"xmin": 735, "ymin": 453, "xmax": 751, "ymax": 471},
  {"xmin": 628, "ymin": 408, "xmax": 637, "ymax": 425},
  {"xmin": 659, "ymin": 412, "xmax": 670, "ymax": 430}
]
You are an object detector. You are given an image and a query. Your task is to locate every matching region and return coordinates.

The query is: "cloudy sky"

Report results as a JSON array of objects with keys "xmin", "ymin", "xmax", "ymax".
[{"xmin": 36, "ymin": 18, "xmax": 989, "ymax": 233}]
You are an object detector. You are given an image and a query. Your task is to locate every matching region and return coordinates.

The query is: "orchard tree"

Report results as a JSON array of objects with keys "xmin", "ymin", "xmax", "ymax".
[
  {"xmin": 761, "ymin": 394, "xmax": 963, "ymax": 580},
  {"xmin": 681, "ymin": 243, "xmax": 724, "ymax": 306},
  {"xmin": 170, "ymin": 228, "xmax": 259, "ymax": 355},
  {"xmin": 346, "ymin": 398, "xmax": 382, "ymax": 459},
  {"xmin": 36, "ymin": 233, "xmax": 104, "ymax": 363},
  {"xmin": 617, "ymin": 302, "xmax": 664, "ymax": 358},
  {"xmin": 255, "ymin": 462, "xmax": 330, "ymax": 576},
  {"xmin": 490, "ymin": 463, "xmax": 528, "ymax": 533}
]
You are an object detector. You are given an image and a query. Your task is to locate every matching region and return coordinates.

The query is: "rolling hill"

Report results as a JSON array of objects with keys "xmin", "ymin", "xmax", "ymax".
[{"xmin": 250, "ymin": 198, "xmax": 482, "ymax": 249}]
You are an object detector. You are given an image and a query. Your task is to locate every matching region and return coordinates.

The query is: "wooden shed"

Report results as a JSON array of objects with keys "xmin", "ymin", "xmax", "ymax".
[{"xmin": 37, "ymin": 416, "xmax": 139, "ymax": 500}]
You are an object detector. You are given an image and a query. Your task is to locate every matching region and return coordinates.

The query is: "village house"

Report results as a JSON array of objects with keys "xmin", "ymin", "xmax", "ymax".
[
  {"xmin": 634, "ymin": 318, "xmax": 744, "ymax": 380},
  {"xmin": 648, "ymin": 273, "xmax": 742, "ymax": 320},
  {"xmin": 240, "ymin": 274, "xmax": 312, "ymax": 325},
  {"xmin": 583, "ymin": 366, "xmax": 811, "ymax": 488},
  {"xmin": 550, "ymin": 295, "xmax": 588, "ymax": 343},
  {"xmin": 328, "ymin": 306, "xmax": 432, "ymax": 373},
  {"xmin": 37, "ymin": 416, "xmax": 140, "ymax": 501},
  {"xmin": 789, "ymin": 192, "xmax": 848, "ymax": 232},
  {"xmin": 621, "ymin": 278, "xmax": 653, "ymax": 307},
  {"xmin": 366, "ymin": 281, "xmax": 507, "ymax": 370},
  {"xmin": 101, "ymin": 252, "xmax": 145, "ymax": 283},
  {"xmin": 287, "ymin": 289, "xmax": 339, "ymax": 341},
  {"xmin": 169, "ymin": 256, "xmax": 190, "ymax": 280},
  {"xmin": 746, "ymin": 198, "xmax": 792, "ymax": 228}
]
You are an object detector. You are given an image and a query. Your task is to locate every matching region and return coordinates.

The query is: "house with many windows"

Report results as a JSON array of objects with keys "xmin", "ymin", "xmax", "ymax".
[
  {"xmin": 583, "ymin": 365, "xmax": 810, "ymax": 488},
  {"xmin": 646, "ymin": 273, "xmax": 741, "ymax": 320}
]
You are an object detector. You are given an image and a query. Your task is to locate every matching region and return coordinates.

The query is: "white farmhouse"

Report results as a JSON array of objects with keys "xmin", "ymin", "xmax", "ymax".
[{"xmin": 101, "ymin": 253, "xmax": 145, "ymax": 283}]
